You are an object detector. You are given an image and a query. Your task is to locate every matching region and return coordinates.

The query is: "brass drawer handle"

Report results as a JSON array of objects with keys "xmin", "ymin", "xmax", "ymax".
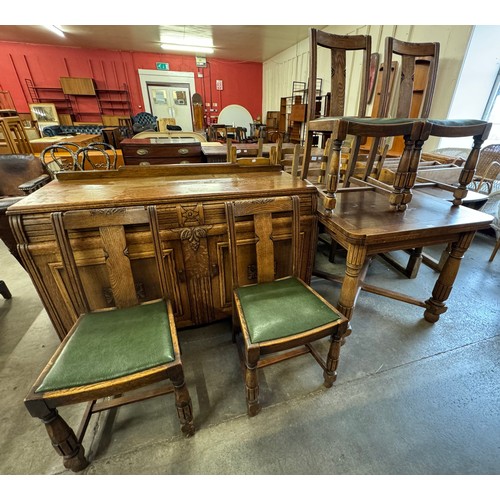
[
  {"xmin": 136, "ymin": 148, "xmax": 149, "ymax": 156},
  {"xmin": 139, "ymin": 161, "xmax": 151, "ymax": 166},
  {"xmin": 178, "ymin": 148, "xmax": 189, "ymax": 155}
]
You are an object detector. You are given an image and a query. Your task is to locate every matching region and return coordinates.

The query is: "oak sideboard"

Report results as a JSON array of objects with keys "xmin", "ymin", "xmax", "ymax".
[{"xmin": 8, "ymin": 166, "xmax": 318, "ymax": 340}]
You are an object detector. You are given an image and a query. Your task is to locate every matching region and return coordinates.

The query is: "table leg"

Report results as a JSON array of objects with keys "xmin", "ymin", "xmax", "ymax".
[
  {"xmin": 337, "ymin": 243, "xmax": 368, "ymax": 326},
  {"xmin": 424, "ymin": 231, "xmax": 475, "ymax": 323}
]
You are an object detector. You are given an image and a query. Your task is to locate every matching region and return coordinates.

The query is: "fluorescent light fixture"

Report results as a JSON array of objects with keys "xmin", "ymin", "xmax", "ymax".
[
  {"xmin": 43, "ymin": 25, "xmax": 65, "ymax": 37},
  {"xmin": 161, "ymin": 43, "xmax": 214, "ymax": 54}
]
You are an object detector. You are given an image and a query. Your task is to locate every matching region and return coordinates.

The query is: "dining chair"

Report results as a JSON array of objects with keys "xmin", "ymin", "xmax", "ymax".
[
  {"xmin": 299, "ymin": 29, "xmax": 428, "ymax": 212},
  {"xmin": 225, "ymin": 195, "xmax": 348, "ymax": 416},
  {"xmin": 227, "ymin": 143, "xmax": 273, "ymax": 166},
  {"xmin": 279, "ymin": 143, "xmax": 304, "ymax": 177},
  {"xmin": 379, "ymin": 119, "xmax": 492, "ymax": 278},
  {"xmin": 300, "ymin": 28, "xmax": 372, "ymax": 185},
  {"xmin": 24, "ymin": 205, "xmax": 195, "ymax": 472},
  {"xmin": 40, "ymin": 142, "xmax": 81, "ymax": 177},
  {"xmin": 75, "ymin": 142, "xmax": 118, "ymax": 170},
  {"xmin": 366, "ymin": 37, "xmax": 439, "ymax": 180},
  {"xmin": 0, "ymin": 116, "xmax": 34, "ymax": 154},
  {"xmin": 226, "ymin": 138, "xmax": 264, "ymax": 162}
]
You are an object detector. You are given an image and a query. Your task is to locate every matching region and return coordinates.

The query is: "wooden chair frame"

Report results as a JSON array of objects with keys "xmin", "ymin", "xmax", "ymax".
[
  {"xmin": 225, "ymin": 196, "xmax": 348, "ymax": 416},
  {"xmin": 301, "ymin": 29, "xmax": 371, "ymax": 185},
  {"xmin": 24, "ymin": 205, "xmax": 194, "ymax": 472},
  {"xmin": 369, "ymin": 37, "xmax": 440, "ymax": 179},
  {"xmin": 0, "ymin": 116, "xmax": 34, "ymax": 154}
]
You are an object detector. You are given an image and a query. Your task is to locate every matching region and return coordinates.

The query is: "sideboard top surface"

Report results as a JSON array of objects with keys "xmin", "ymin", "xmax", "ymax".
[
  {"xmin": 120, "ymin": 138, "xmax": 201, "ymax": 146},
  {"xmin": 8, "ymin": 171, "xmax": 317, "ymax": 214}
]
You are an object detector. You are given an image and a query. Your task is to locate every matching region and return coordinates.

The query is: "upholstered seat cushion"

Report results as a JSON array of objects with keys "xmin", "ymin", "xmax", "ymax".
[
  {"xmin": 309, "ymin": 116, "xmax": 419, "ymax": 126},
  {"xmin": 236, "ymin": 276, "xmax": 341, "ymax": 343},
  {"xmin": 36, "ymin": 300, "xmax": 175, "ymax": 393},
  {"xmin": 427, "ymin": 118, "xmax": 489, "ymax": 128}
]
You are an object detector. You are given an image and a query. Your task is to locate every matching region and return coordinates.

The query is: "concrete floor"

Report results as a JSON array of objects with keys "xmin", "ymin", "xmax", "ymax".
[{"xmin": 0, "ymin": 231, "xmax": 499, "ymax": 478}]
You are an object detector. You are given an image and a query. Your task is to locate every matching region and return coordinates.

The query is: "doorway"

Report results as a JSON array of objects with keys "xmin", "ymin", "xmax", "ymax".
[
  {"xmin": 138, "ymin": 69, "xmax": 196, "ymax": 132},
  {"xmin": 147, "ymin": 83, "xmax": 193, "ymax": 131}
]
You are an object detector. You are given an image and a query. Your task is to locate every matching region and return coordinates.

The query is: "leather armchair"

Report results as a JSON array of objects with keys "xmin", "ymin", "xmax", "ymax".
[{"xmin": 0, "ymin": 154, "xmax": 50, "ymax": 263}]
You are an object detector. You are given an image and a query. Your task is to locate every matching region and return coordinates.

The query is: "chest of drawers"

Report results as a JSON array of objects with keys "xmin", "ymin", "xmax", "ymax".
[{"xmin": 121, "ymin": 137, "xmax": 203, "ymax": 165}]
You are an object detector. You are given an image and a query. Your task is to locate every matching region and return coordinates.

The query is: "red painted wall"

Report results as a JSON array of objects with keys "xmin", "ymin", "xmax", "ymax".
[{"xmin": 0, "ymin": 41, "xmax": 262, "ymax": 123}]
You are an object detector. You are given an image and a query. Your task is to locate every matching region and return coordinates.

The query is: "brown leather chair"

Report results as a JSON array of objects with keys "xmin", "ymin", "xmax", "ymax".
[{"xmin": 0, "ymin": 154, "xmax": 50, "ymax": 262}]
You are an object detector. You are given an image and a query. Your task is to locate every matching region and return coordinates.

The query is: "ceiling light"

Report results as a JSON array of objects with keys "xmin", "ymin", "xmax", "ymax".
[
  {"xmin": 44, "ymin": 25, "xmax": 65, "ymax": 37},
  {"xmin": 161, "ymin": 44, "xmax": 214, "ymax": 54}
]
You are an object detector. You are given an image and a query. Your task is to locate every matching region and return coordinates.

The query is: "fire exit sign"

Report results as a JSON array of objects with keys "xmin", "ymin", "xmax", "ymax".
[{"xmin": 156, "ymin": 62, "xmax": 170, "ymax": 71}]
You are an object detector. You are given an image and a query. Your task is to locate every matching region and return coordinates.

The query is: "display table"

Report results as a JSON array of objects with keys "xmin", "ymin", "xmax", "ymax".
[
  {"xmin": 29, "ymin": 134, "xmax": 102, "ymax": 153},
  {"xmin": 8, "ymin": 168, "xmax": 318, "ymax": 339}
]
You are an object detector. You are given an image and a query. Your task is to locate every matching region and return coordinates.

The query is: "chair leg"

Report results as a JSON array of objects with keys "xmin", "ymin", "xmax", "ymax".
[
  {"xmin": 172, "ymin": 372, "xmax": 195, "ymax": 436},
  {"xmin": 489, "ymin": 238, "xmax": 500, "ymax": 262},
  {"xmin": 0, "ymin": 280, "xmax": 12, "ymax": 299},
  {"xmin": 231, "ymin": 314, "xmax": 239, "ymax": 343},
  {"xmin": 245, "ymin": 348, "xmax": 261, "ymax": 416},
  {"xmin": 40, "ymin": 408, "xmax": 88, "ymax": 472},
  {"xmin": 324, "ymin": 323, "xmax": 349, "ymax": 388}
]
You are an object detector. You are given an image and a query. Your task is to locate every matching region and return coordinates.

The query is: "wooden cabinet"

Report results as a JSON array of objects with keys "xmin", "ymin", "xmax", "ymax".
[
  {"xmin": 8, "ymin": 169, "xmax": 318, "ymax": 339},
  {"xmin": 121, "ymin": 138, "xmax": 203, "ymax": 165}
]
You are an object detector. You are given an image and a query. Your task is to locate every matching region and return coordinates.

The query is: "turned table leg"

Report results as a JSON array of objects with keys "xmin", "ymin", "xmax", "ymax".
[
  {"xmin": 337, "ymin": 243, "xmax": 368, "ymax": 326},
  {"xmin": 424, "ymin": 231, "xmax": 475, "ymax": 323}
]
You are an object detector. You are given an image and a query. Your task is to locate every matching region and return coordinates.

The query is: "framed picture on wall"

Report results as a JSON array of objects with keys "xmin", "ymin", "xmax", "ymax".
[{"xmin": 29, "ymin": 103, "xmax": 60, "ymax": 131}]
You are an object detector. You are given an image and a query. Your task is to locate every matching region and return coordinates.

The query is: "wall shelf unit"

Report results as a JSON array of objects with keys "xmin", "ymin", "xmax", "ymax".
[
  {"xmin": 26, "ymin": 79, "xmax": 73, "ymax": 122},
  {"xmin": 26, "ymin": 78, "xmax": 132, "ymax": 124},
  {"xmin": 95, "ymin": 86, "xmax": 132, "ymax": 116}
]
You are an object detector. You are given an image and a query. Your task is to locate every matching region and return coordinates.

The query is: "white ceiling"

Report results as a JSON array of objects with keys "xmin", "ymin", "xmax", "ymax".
[{"xmin": 0, "ymin": 25, "xmax": 326, "ymax": 62}]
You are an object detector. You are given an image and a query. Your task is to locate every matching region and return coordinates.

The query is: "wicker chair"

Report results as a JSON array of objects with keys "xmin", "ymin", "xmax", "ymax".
[
  {"xmin": 470, "ymin": 144, "xmax": 500, "ymax": 194},
  {"xmin": 480, "ymin": 190, "xmax": 500, "ymax": 261}
]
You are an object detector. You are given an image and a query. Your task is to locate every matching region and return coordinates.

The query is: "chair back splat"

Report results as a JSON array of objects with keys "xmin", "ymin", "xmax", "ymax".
[
  {"xmin": 24, "ymin": 205, "xmax": 195, "ymax": 473},
  {"xmin": 367, "ymin": 37, "xmax": 440, "ymax": 178},
  {"xmin": 301, "ymin": 29, "xmax": 371, "ymax": 183},
  {"xmin": 379, "ymin": 37, "xmax": 439, "ymax": 121},
  {"xmin": 225, "ymin": 195, "xmax": 348, "ymax": 416}
]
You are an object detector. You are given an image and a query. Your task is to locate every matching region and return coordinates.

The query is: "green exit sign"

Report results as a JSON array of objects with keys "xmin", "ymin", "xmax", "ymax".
[{"xmin": 156, "ymin": 62, "xmax": 170, "ymax": 71}]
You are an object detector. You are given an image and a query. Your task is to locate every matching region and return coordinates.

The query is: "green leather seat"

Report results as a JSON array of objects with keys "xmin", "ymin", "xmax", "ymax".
[
  {"xmin": 237, "ymin": 276, "xmax": 341, "ymax": 343},
  {"xmin": 36, "ymin": 300, "xmax": 175, "ymax": 393}
]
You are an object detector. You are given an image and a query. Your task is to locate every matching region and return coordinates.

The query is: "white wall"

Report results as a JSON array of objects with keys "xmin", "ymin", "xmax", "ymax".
[
  {"xmin": 262, "ymin": 25, "xmax": 500, "ymax": 151},
  {"xmin": 443, "ymin": 25, "xmax": 500, "ymax": 148}
]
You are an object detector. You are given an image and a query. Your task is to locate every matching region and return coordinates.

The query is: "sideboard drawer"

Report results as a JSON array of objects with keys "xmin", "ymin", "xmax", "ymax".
[
  {"xmin": 134, "ymin": 156, "xmax": 202, "ymax": 165},
  {"xmin": 122, "ymin": 144, "xmax": 202, "ymax": 159},
  {"xmin": 121, "ymin": 137, "xmax": 203, "ymax": 165}
]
